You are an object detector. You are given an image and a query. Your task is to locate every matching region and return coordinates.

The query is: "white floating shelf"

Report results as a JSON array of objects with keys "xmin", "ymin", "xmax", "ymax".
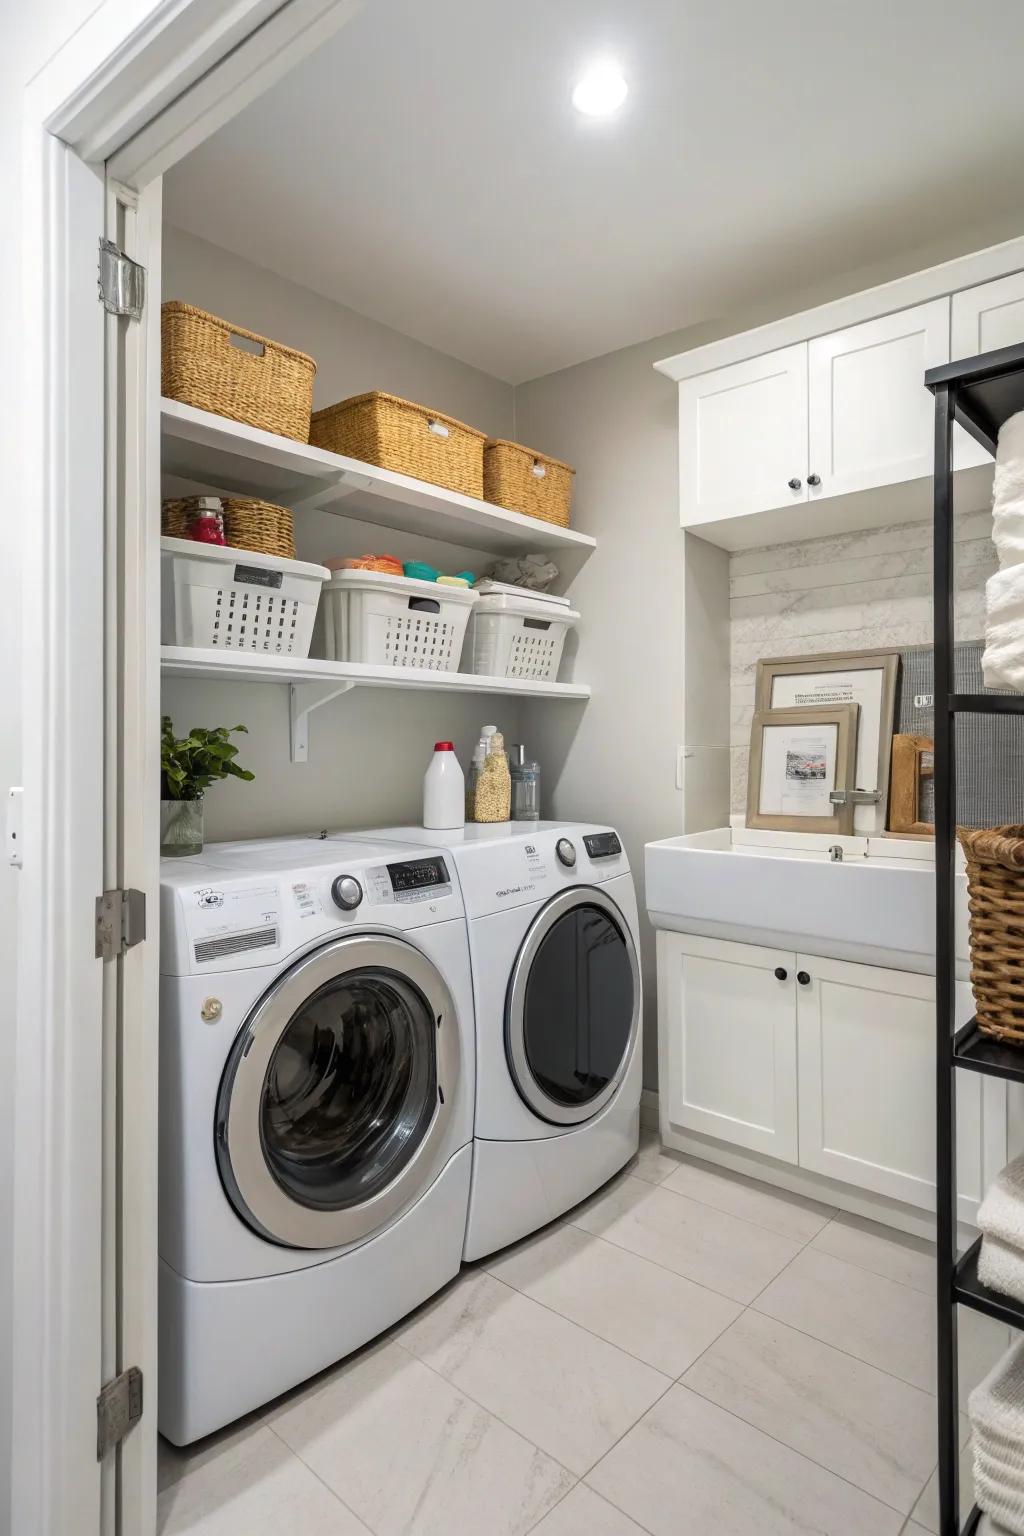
[
  {"xmin": 161, "ymin": 647, "xmax": 590, "ymax": 761},
  {"xmin": 161, "ymin": 399, "xmax": 596, "ymax": 559}
]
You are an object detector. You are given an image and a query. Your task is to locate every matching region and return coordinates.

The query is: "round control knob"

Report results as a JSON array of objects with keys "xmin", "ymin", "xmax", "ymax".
[
  {"xmin": 774, "ymin": 967, "xmax": 788, "ymax": 982},
  {"xmin": 807, "ymin": 473, "xmax": 821, "ymax": 487},
  {"xmin": 797, "ymin": 970, "xmax": 811, "ymax": 987},
  {"xmin": 556, "ymin": 837, "xmax": 577, "ymax": 868},
  {"xmin": 331, "ymin": 875, "xmax": 363, "ymax": 911},
  {"xmin": 788, "ymin": 477, "xmax": 802, "ymax": 491}
]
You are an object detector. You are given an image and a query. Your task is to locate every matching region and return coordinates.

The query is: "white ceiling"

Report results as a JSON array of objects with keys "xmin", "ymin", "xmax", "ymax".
[{"xmin": 164, "ymin": 0, "xmax": 1024, "ymax": 383}]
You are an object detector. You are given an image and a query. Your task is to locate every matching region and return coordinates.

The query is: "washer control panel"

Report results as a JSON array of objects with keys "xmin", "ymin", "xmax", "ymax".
[
  {"xmin": 556, "ymin": 837, "xmax": 577, "ymax": 868},
  {"xmin": 583, "ymin": 831, "xmax": 622, "ymax": 859},
  {"xmin": 331, "ymin": 874, "xmax": 364, "ymax": 911}
]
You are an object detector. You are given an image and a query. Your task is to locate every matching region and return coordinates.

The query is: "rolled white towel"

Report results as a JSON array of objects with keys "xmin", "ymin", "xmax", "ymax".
[
  {"xmin": 971, "ymin": 1339, "xmax": 1024, "ymax": 1444},
  {"xmin": 983, "ymin": 410, "xmax": 1024, "ymax": 690},
  {"xmin": 977, "ymin": 1436, "xmax": 1024, "ymax": 1484},
  {"xmin": 975, "ymin": 1450, "xmax": 1024, "ymax": 1536},
  {"xmin": 992, "ymin": 411, "xmax": 1024, "ymax": 570},
  {"xmin": 978, "ymin": 1155, "xmax": 1024, "ymax": 1251}
]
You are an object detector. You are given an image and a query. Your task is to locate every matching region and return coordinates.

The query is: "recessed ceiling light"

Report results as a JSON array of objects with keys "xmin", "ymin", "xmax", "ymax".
[{"xmin": 572, "ymin": 63, "xmax": 628, "ymax": 117}]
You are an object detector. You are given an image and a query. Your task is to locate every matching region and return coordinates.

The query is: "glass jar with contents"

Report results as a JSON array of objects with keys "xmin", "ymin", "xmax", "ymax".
[
  {"xmin": 510, "ymin": 744, "xmax": 541, "ymax": 822},
  {"xmin": 187, "ymin": 496, "xmax": 226, "ymax": 545}
]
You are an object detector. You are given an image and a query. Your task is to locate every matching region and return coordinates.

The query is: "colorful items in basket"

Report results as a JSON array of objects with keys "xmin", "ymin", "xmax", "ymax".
[
  {"xmin": 162, "ymin": 497, "xmax": 297, "ymax": 560},
  {"xmin": 325, "ymin": 554, "xmax": 405, "ymax": 576}
]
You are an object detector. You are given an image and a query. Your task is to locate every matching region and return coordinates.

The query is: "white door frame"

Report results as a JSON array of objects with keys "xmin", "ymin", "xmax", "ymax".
[{"xmin": 12, "ymin": 4, "xmax": 363, "ymax": 1533}]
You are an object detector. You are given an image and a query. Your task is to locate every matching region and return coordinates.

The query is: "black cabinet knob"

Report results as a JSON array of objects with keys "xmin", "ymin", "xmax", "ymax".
[
  {"xmin": 774, "ymin": 967, "xmax": 788, "ymax": 981},
  {"xmin": 797, "ymin": 970, "xmax": 811, "ymax": 986},
  {"xmin": 807, "ymin": 473, "xmax": 821, "ymax": 487},
  {"xmin": 788, "ymin": 477, "xmax": 802, "ymax": 490}
]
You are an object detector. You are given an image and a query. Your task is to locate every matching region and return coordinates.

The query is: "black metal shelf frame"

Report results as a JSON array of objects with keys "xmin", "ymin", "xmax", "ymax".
[{"xmin": 926, "ymin": 339, "xmax": 1024, "ymax": 1536}]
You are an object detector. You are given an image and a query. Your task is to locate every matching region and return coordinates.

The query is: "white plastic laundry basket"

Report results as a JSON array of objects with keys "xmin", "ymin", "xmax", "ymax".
[
  {"xmin": 319, "ymin": 569, "xmax": 477, "ymax": 671},
  {"xmin": 464, "ymin": 591, "xmax": 579, "ymax": 682},
  {"xmin": 161, "ymin": 538, "xmax": 329, "ymax": 656}
]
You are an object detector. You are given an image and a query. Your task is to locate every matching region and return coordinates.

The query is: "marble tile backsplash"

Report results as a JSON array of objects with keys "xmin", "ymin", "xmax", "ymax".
[{"xmin": 729, "ymin": 509, "xmax": 997, "ymax": 812}]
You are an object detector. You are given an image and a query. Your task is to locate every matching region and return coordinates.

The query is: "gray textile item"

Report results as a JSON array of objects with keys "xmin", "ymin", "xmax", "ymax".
[{"xmin": 896, "ymin": 640, "xmax": 1024, "ymax": 828}]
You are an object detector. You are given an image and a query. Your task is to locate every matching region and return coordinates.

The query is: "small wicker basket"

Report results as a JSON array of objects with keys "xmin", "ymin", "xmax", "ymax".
[
  {"xmin": 162, "ymin": 497, "xmax": 296, "ymax": 560},
  {"xmin": 483, "ymin": 439, "xmax": 574, "ymax": 527},
  {"xmin": 161, "ymin": 302, "xmax": 316, "ymax": 442},
  {"xmin": 959, "ymin": 824, "xmax": 1024, "ymax": 1044},
  {"xmin": 310, "ymin": 392, "xmax": 486, "ymax": 499}
]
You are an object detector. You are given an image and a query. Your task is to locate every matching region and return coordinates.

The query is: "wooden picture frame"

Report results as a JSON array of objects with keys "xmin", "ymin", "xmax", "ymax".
[
  {"xmin": 887, "ymin": 733, "xmax": 934, "ymax": 837},
  {"xmin": 747, "ymin": 705, "xmax": 860, "ymax": 834},
  {"xmin": 754, "ymin": 649, "xmax": 899, "ymax": 833}
]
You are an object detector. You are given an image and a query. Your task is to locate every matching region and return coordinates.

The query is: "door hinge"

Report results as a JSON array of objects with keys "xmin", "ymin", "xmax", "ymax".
[
  {"xmin": 98, "ymin": 238, "xmax": 145, "ymax": 320},
  {"xmin": 95, "ymin": 888, "xmax": 147, "ymax": 961},
  {"xmin": 96, "ymin": 1367, "xmax": 143, "ymax": 1460}
]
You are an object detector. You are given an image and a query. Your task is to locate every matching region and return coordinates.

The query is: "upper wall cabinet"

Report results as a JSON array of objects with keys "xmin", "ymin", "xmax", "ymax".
[
  {"xmin": 679, "ymin": 344, "xmax": 808, "ymax": 528},
  {"xmin": 952, "ymin": 272, "xmax": 1024, "ymax": 469},
  {"xmin": 807, "ymin": 299, "xmax": 949, "ymax": 500}
]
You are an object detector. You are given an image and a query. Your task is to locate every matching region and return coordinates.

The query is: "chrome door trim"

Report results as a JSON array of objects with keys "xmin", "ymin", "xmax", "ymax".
[
  {"xmin": 216, "ymin": 932, "xmax": 459, "ymax": 1250},
  {"xmin": 505, "ymin": 886, "xmax": 640, "ymax": 1127}
]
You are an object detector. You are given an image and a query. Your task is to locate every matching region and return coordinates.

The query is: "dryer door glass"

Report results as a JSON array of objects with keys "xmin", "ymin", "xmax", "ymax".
[
  {"xmin": 261, "ymin": 969, "xmax": 437, "ymax": 1211},
  {"xmin": 508, "ymin": 890, "xmax": 639, "ymax": 1127}
]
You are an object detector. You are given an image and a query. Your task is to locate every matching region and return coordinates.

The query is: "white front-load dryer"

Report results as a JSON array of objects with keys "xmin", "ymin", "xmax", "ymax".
[
  {"xmin": 342, "ymin": 824, "xmax": 642, "ymax": 1260},
  {"xmin": 159, "ymin": 836, "xmax": 474, "ymax": 1444}
]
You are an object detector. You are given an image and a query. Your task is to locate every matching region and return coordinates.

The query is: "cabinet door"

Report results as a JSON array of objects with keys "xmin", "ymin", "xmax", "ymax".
[
  {"xmin": 797, "ymin": 957, "xmax": 990, "ymax": 1218},
  {"xmin": 659, "ymin": 932, "xmax": 798, "ymax": 1162},
  {"xmin": 952, "ymin": 273, "xmax": 1024, "ymax": 468},
  {"xmin": 678, "ymin": 344, "xmax": 808, "ymax": 528},
  {"xmin": 807, "ymin": 299, "xmax": 950, "ymax": 499}
]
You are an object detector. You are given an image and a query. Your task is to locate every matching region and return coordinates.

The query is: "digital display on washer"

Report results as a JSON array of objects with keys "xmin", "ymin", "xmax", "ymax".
[
  {"xmin": 583, "ymin": 831, "xmax": 622, "ymax": 859},
  {"xmin": 387, "ymin": 857, "xmax": 450, "ymax": 892}
]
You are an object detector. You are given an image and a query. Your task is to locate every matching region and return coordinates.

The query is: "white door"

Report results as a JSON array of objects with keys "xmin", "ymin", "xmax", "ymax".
[
  {"xmin": 678, "ymin": 344, "xmax": 808, "ymax": 529},
  {"xmin": 659, "ymin": 932, "xmax": 798, "ymax": 1162},
  {"xmin": 952, "ymin": 272, "xmax": 1024, "ymax": 468},
  {"xmin": 796, "ymin": 958, "xmax": 990, "ymax": 1218},
  {"xmin": 807, "ymin": 298, "xmax": 950, "ymax": 500}
]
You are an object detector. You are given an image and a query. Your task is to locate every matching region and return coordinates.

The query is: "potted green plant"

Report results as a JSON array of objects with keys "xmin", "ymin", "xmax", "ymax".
[{"xmin": 160, "ymin": 716, "xmax": 255, "ymax": 857}]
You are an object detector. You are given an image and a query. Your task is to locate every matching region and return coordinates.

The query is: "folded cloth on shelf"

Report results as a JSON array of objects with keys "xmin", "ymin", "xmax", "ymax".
[
  {"xmin": 979, "ymin": 1236, "xmax": 1024, "ymax": 1305},
  {"xmin": 971, "ymin": 1339, "xmax": 1024, "ymax": 1534},
  {"xmin": 978, "ymin": 1154, "xmax": 1024, "ymax": 1250},
  {"xmin": 985, "ymin": 410, "xmax": 1024, "ymax": 690},
  {"xmin": 975, "ymin": 1455, "xmax": 1024, "ymax": 1536}
]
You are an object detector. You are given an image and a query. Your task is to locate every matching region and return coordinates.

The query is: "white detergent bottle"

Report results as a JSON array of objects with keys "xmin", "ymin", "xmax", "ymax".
[{"xmin": 423, "ymin": 741, "xmax": 465, "ymax": 830}]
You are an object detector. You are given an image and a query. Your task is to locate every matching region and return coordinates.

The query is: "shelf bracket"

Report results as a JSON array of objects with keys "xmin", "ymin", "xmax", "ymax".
[{"xmin": 290, "ymin": 680, "xmax": 356, "ymax": 762}]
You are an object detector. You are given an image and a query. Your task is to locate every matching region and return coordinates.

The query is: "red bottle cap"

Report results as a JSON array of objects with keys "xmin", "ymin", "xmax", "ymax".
[{"xmin": 434, "ymin": 741, "xmax": 455, "ymax": 751}]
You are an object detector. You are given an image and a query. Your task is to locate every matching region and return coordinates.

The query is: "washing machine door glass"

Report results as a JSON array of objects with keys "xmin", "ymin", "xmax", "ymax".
[
  {"xmin": 217, "ymin": 933, "xmax": 460, "ymax": 1249},
  {"xmin": 506, "ymin": 887, "xmax": 639, "ymax": 1127}
]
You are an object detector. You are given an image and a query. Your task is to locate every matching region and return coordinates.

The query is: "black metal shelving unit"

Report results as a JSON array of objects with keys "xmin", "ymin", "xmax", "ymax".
[{"xmin": 927, "ymin": 341, "xmax": 1024, "ymax": 1536}]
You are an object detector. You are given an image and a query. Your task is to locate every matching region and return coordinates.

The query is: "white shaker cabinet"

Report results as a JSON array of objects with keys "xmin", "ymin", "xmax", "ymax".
[
  {"xmin": 795, "ymin": 956, "xmax": 988, "ymax": 1220},
  {"xmin": 678, "ymin": 344, "xmax": 808, "ymax": 529},
  {"xmin": 658, "ymin": 932, "xmax": 799, "ymax": 1162},
  {"xmin": 806, "ymin": 299, "xmax": 950, "ymax": 500},
  {"xmin": 952, "ymin": 272, "xmax": 1024, "ymax": 468}
]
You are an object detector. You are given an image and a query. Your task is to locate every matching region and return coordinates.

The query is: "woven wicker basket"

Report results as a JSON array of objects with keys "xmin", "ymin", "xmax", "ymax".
[
  {"xmin": 310, "ymin": 392, "xmax": 486, "ymax": 499},
  {"xmin": 162, "ymin": 302, "xmax": 316, "ymax": 442},
  {"xmin": 483, "ymin": 439, "xmax": 574, "ymax": 527},
  {"xmin": 161, "ymin": 497, "xmax": 296, "ymax": 560},
  {"xmin": 959, "ymin": 824, "xmax": 1024, "ymax": 1044}
]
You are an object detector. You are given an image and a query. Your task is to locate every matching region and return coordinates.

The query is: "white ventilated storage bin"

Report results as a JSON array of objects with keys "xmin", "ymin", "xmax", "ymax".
[
  {"xmin": 464, "ymin": 588, "xmax": 579, "ymax": 682},
  {"xmin": 160, "ymin": 537, "xmax": 329, "ymax": 656},
  {"xmin": 319, "ymin": 569, "xmax": 477, "ymax": 671}
]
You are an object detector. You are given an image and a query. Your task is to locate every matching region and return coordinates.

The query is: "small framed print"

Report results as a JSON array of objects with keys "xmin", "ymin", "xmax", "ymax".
[
  {"xmin": 755, "ymin": 650, "xmax": 899, "ymax": 833},
  {"xmin": 747, "ymin": 705, "xmax": 860, "ymax": 834},
  {"xmin": 887, "ymin": 733, "xmax": 934, "ymax": 837}
]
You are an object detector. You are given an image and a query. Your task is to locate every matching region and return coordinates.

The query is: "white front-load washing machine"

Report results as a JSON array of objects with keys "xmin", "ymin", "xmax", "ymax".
[
  {"xmin": 158, "ymin": 835, "xmax": 474, "ymax": 1444},
  {"xmin": 342, "ymin": 823, "xmax": 642, "ymax": 1260}
]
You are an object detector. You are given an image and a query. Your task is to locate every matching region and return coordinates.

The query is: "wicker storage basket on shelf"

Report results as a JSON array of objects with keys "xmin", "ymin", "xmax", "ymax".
[
  {"xmin": 483, "ymin": 439, "xmax": 575, "ymax": 527},
  {"xmin": 959, "ymin": 823, "xmax": 1024, "ymax": 1043},
  {"xmin": 161, "ymin": 302, "xmax": 316, "ymax": 442},
  {"xmin": 161, "ymin": 497, "xmax": 296, "ymax": 560},
  {"xmin": 309, "ymin": 392, "xmax": 486, "ymax": 499}
]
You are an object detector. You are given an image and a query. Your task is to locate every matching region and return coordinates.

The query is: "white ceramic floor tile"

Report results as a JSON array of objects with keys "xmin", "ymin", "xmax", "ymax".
[
  {"xmin": 395, "ymin": 1270, "xmax": 670, "ymax": 1475},
  {"xmin": 570, "ymin": 1174, "xmax": 802, "ymax": 1304},
  {"xmin": 268, "ymin": 1337, "xmax": 573, "ymax": 1536},
  {"xmin": 683, "ymin": 1309, "xmax": 938, "ymax": 1515},
  {"xmin": 488, "ymin": 1222, "xmax": 741, "ymax": 1376},
  {"xmin": 810, "ymin": 1213, "xmax": 935, "ymax": 1295},
  {"xmin": 753, "ymin": 1246, "xmax": 936, "ymax": 1391},
  {"xmin": 661, "ymin": 1158, "xmax": 834, "ymax": 1243},
  {"xmin": 528, "ymin": 1483, "xmax": 650, "ymax": 1536},
  {"xmin": 632, "ymin": 1131, "xmax": 682, "ymax": 1186},
  {"xmin": 911, "ymin": 1432, "xmax": 974, "ymax": 1533},
  {"xmin": 586, "ymin": 1384, "xmax": 904, "ymax": 1536},
  {"xmin": 157, "ymin": 1422, "xmax": 369, "ymax": 1536}
]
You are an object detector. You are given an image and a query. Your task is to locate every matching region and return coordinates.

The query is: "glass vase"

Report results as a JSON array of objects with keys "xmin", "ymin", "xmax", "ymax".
[{"xmin": 160, "ymin": 797, "xmax": 204, "ymax": 858}]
